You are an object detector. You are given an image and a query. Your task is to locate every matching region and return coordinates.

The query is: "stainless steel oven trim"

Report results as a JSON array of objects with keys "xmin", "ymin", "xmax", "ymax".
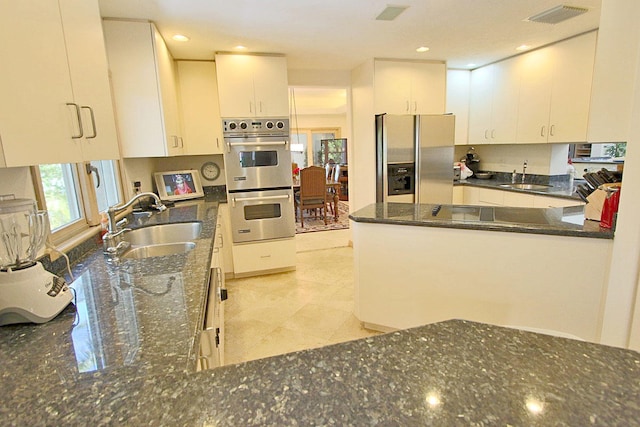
[{"xmin": 230, "ymin": 193, "xmax": 291, "ymax": 206}]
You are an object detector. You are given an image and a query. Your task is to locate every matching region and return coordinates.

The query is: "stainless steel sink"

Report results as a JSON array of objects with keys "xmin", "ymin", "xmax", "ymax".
[
  {"xmin": 124, "ymin": 222, "xmax": 202, "ymax": 246},
  {"xmin": 499, "ymin": 183, "xmax": 552, "ymax": 191},
  {"xmin": 121, "ymin": 242, "xmax": 196, "ymax": 260}
]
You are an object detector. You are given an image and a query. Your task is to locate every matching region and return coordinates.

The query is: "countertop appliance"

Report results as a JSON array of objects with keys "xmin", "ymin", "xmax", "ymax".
[
  {"xmin": 222, "ymin": 117, "xmax": 295, "ymax": 243},
  {"xmin": 0, "ymin": 195, "xmax": 72, "ymax": 326},
  {"xmin": 376, "ymin": 114, "xmax": 455, "ymax": 204}
]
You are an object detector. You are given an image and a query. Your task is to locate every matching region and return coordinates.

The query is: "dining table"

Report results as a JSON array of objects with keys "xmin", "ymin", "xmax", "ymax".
[{"xmin": 293, "ymin": 178, "xmax": 341, "ymax": 221}]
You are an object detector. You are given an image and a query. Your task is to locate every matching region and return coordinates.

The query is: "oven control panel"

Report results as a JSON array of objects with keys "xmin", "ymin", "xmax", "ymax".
[{"xmin": 222, "ymin": 117, "xmax": 289, "ymax": 136}]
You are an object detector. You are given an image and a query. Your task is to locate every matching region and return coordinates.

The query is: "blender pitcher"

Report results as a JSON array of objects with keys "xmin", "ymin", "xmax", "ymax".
[{"xmin": 0, "ymin": 195, "xmax": 72, "ymax": 325}]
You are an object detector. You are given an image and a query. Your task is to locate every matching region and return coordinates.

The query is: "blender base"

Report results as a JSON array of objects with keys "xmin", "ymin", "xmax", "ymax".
[{"xmin": 0, "ymin": 263, "xmax": 72, "ymax": 326}]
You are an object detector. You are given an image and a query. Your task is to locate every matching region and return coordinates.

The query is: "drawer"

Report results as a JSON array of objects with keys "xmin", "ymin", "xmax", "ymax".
[{"xmin": 231, "ymin": 238, "xmax": 296, "ymax": 276}]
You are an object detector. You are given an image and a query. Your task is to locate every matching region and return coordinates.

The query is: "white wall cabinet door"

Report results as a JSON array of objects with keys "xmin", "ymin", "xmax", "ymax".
[
  {"xmin": 516, "ymin": 32, "xmax": 596, "ymax": 144},
  {"xmin": 468, "ymin": 59, "xmax": 519, "ymax": 145},
  {"xmin": 215, "ymin": 54, "xmax": 289, "ymax": 118},
  {"xmin": 547, "ymin": 32, "xmax": 597, "ymax": 143},
  {"xmin": 59, "ymin": 0, "xmax": 120, "ymax": 161},
  {"xmin": 374, "ymin": 60, "xmax": 446, "ymax": 115},
  {"xmin": 103, "ymin": 20, "xmax": 183, "ymax": 158},
  {"xmin": 490, "ymin": 58, "xmax": 520, "ymax": 143},
  {"xmin": 177, "ymin": 61, "xmax": 224, "ymax": 155},
  {"xmin": 468, "ymin": 65, "xmax": 494, "ymax": 144},
  {"xmin": 374, "ymin": 61, "xmax": 412, "ymax": 114},
  {"xmin": 0, "ymin": 0, "xmax": 119, "ymax": 167},
  {"xmin": 252, "ymin": 56, "xmax": 289, "ymax": 117},
  {"xmin": 516, "ymin": 48, "xmax": 553, "ymax": 144},
  {"xmin": 410, "ymin": 62, "xmax": 447, "ymax": 114}
]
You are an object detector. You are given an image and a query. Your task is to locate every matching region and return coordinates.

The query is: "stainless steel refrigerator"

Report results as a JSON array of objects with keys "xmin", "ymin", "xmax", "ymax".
[{"xmin": 376, "ymin": 114, "xmax": 455, "ymax": 204}]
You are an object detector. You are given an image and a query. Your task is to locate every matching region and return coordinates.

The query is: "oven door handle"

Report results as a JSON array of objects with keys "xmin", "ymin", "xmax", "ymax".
[
  {"xmin": 231, "ymin": 194, "xmax": 291, "ymax": 207},
  {"xmin": 226, "ymin": 140, "xmax": 288, "ymax": 152}
]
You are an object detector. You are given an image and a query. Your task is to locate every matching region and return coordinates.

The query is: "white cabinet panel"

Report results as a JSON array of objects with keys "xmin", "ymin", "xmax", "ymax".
[
  {"xmin": 468, "ymin": 58, "xmax": 519, "ymax": 145},
  {"xmin": 0, "ymin": 0, "xmax": 119, "ymax": 166},
  {"xmin": 215, "ymin": 54, "xmax": 289, "ymax": 118},
  {"xmin": 231, "ymin": 238, "xmax": 296, "ymax": 277},
  {"xmin": 374, "ymin": 60, "xmax": 446, "ymax": 115},
  {"xmin": 59, "ymin": 0, "xmax": 119, "ymax": 161},
  {"xmin": 547, "ymin": 32, "xmax": 597, "ymax": 143},
  {"xmin": 177, "ymin": 61, "xmax": 224, "ymax": 155},
  {"xmin": 516, "ymin": 32, "xmax": 596, "ymax": 144},
  {"xmin": 103, "ymin": 20, "xmax": 183, "ymax": 158}
]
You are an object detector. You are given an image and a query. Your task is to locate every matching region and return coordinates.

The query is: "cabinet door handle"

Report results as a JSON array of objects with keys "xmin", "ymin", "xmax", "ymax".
[
  {"xmin": 66, "ymin": 103, "xmax": 83, "ymax": 139},
  {"xmin": 491, "ymin": 129, "xmax": 495, "ymax": 139},
  {"xmin": 81, "ymin": 106, "xmax": 97, "ymax": 139},
  {"xmin": 540, "ymin": 126, "xmax": 546, "ymax": 137},
  {"xmin": 216, "ymin": 137, "xmax": 220, "ymax": 148},
  {"xmin": 249, "ymin": 102, "xmax": 253, "ymax": 113},
  {"xmin": 406, "ymin": 101, "xmax": 409, "ymax": 112},
  {"xmin": 484, "ymin": 130, "xmax": 489, "ymax": 140},
  {"xmin": 413, "ymin": 101, "xmax": 417, "ymax": 112},
  {"xmin": 259, "ymin": 101, "xmax": 263, "ymax": 113},
  {"xmin": 550, "ymin": 125, "xmax": 555, "ymax": 136},
  {"xmin": 179, "ymin": 136, "xmax": 184, "ymax": 148},
  {"xmin": 172, "ymin": 136, "xmax": 179, "ymax": 148}
]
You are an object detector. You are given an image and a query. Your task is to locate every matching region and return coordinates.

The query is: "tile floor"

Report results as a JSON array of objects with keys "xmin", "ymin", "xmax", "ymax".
[{"xmin": 224, "ymin": 228, "xmax": 381, "ymax": 365}]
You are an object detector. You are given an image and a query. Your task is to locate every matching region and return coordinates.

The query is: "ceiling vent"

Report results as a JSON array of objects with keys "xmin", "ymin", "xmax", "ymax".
[
  {"xmin": 525, "ymin": 5, "xmax": 589, "ymax": 24},
  {"xmin": 375, "ymin": 5, "xmax": 409, "ymax": 21}
]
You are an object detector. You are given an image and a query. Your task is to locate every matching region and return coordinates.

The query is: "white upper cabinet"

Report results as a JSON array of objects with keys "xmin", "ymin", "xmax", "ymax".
[
  {"xmin": 215, "ymin": 54, "xmax": 289, "ymax": 118},
  {"xmin": 516, "ymin": 32, "xmax": 597, "ymax": 143},
  {"xmin": 374, "ymin": 60, "xmax": 446, "ymax": 115},
  {"xmin": 176, "ymin": 61, "xmax": 224, "ymax": 155},
  {"xmin": 103, "ymin": 20, "xmax": 184, "ymax": 158},
  {"xmin": 468, "ymin": 58, "xmax": 520, "ymax": 144},
  {"xmin": 0, "ymin": 0, "xmax": 119, "ymax": 167}
]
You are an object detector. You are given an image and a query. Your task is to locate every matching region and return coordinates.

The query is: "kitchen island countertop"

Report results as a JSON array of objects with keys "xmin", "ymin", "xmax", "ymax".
[{"xmin": 349, "ymin": 202, "xmax": 613, "ymax": 239}]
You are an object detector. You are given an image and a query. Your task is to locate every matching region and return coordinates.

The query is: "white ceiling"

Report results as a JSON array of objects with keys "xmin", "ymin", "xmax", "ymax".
[{"xmin": 98, "ymin": 0, "xmax": 601, "ymax": 71}]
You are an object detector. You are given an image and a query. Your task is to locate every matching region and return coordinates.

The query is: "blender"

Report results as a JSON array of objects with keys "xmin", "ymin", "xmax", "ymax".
[{"xmin": 0, "ymin": 195, "xmax": 72, "ymax": 326}]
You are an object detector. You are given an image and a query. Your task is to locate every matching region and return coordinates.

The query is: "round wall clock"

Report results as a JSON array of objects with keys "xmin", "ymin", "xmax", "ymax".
[{"xmin": 200, "ymin": 161, "xmax": 220, "ymax": 181}]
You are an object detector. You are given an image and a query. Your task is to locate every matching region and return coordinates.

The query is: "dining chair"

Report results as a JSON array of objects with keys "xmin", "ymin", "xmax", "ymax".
[
  {"xmin": 295, "ymin": 166, "xmax": 329, "ymax": 227},
  {"xmin": 326, "ymin": 164, "xmax": 340, "ymax": 216}
]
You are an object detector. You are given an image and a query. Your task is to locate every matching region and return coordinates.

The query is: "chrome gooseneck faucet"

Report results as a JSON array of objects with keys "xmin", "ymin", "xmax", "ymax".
[
  {"xmin": 103, "ymin": 192, "xmax": 167, "ymax": 256},
  {"xmin": 522, "ymin": 160, "xmax": 528, "ymax": 184}
]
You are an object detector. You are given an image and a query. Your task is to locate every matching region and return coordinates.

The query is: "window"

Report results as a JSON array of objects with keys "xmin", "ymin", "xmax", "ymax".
[
  {"xmin": 34, "ymin": 160, "xmax": 123, "ymax": 243},
  {"xmin": 39, "ymin": 164, "xmax": 82, "ymax": 231},
  {"xmin": 291, "ymin": 128, "xmax": 340, "ymax": 168}
]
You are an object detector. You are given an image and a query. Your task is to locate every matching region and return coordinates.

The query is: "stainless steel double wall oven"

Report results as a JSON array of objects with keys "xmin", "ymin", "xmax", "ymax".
[{"xmin": 223, "ymin": 117, "xmax": 295, "ymax": 243}]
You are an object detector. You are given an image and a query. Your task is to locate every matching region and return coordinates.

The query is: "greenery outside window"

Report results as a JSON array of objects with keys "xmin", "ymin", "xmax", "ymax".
[{"xmin": 33, "ymin": 160, "xmax": 123, "ymax": 245}]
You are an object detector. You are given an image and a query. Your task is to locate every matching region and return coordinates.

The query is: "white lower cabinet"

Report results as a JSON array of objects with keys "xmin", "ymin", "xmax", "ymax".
[
  {"xmin": 198, "ymin": 208, "xmax": 229, "ymax": 370},
  {"xmin": 232, "ymin": 238, "xmax": 296, "ymax": 277}
]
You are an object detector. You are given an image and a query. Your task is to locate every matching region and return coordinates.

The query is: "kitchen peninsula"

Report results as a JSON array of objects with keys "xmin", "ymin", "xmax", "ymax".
[{"xmin": 350, "ymin": 202, "xmax": 613, "ymax": 341}]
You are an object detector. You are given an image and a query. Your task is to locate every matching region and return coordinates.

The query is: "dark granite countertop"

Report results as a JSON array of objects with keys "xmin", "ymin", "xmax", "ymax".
[
  {"xmin": 349, "ymin": 202, "xmax": 613, "ymax": 239},
  {"xmin": 2, "ymin": 316, "xmax": 640, "ymax": 425},
  {"xmin": 457, "ymin": 176, "xmax": 583, "ymax": 200},
  {"xmin": 0, "ymin": 193, "xmax": 631, "ymax": 424}
]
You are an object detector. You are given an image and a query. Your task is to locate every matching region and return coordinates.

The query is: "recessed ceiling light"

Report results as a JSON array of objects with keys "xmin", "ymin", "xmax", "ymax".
[
  {"xmin": 416, "ymin": 46, "xmax": 430, "ymax": 53},
  {"xmin": 172, "ymin": 34, "xmax": 190, "ymax": 42},
  {"xmin": 516, "ymin": 44, "xmax": 531, "ymax": 51},
  {"xmin": 234, "ymin": 45, "xmax": 247, "ymax": 50},
  {"xmin": 467, "ymin": 63, "xmax": 477, "ymax": 68}
]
